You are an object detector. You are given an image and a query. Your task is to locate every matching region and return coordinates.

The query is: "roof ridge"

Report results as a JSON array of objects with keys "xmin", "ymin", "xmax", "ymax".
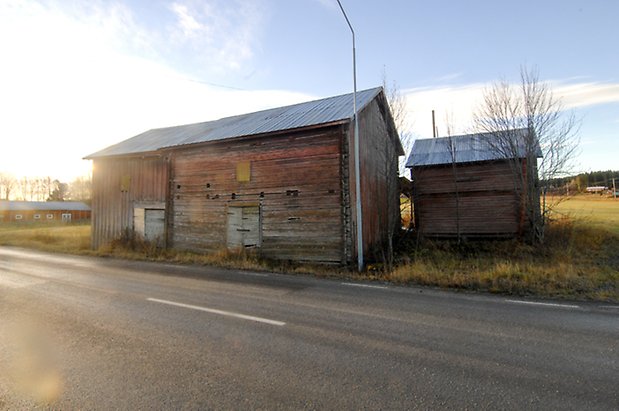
[
  {"xmin": 85, "ymin": 86, "xmax": 384, "ymax": 159},
  {"xmin": 145, "ymin": 86, "xmax": 383, "ymax": 133},
  {"xmin": 415, "ymin": 128, "xmax": 529, "ymax": 142}
]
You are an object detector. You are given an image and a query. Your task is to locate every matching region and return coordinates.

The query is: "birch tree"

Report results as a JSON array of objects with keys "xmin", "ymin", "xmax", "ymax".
[{"xmin": 473, "ymin": 66, "xmax": 579, "ymax": 243}]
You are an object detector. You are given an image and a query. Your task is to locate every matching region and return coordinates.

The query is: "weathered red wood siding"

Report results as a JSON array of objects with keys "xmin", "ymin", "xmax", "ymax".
[
  {"xmin": 0, "ymin": 209, "xmax": 91, "ymax": 223},
  {"xmin": 412, "ymin": 160, "xmax": 522, "ymax": 236},
  {"xmin": 346, "ymin": 96, "xmax": 401, "ymax": 260},
  {"xmin": 170, "ymin": 127, "xmax": 345, "ymax": 263},
  {"xmin": 91, "ymin": 156, "xmax": 168, "ymax": 249}
]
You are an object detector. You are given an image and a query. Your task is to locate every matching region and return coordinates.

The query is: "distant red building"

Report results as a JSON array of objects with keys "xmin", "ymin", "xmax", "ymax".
[{"xmin": 0, "ymin": 201, "xmax": 91, "ymax": 223}]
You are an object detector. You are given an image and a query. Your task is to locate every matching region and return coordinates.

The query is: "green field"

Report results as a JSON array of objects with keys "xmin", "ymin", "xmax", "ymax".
[{"xmin": 550, "ymin": 195, "xmax": 619, "ymax": 235}]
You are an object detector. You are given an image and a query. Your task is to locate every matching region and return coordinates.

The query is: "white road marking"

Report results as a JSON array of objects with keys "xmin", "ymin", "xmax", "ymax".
[
  {"xmin": 342, "ymin": 282, "xmax": 388, "ymax": 290},
  {"xmin": 601, "ymin": 305, "xmax": 619, "ymax": 309},
  {"xmin": 147, "ymin": 298, "xmax": 286, "ymax": 326},
  {"xmin": 239, "ymin": 272, "xmax": 269, "ymax": 277},
  {"xmin": 506, "ymin": 299, "xmax": 580, "ymax": 309}
]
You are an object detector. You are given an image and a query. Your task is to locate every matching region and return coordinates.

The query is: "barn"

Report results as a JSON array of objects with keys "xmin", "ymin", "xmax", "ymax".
[
  {"xmin": 406, "ymin": 129, "xmax": 541, "ymax": 238},
  {"xmin": 85, "ymin": 87, "xmax": 403, "ymax": 264},
  {"xmin": 0, "ymin": 201, "xmax": 91, "ymax": 223}
]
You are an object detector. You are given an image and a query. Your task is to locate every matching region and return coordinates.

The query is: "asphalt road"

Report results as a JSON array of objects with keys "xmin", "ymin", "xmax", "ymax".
[{"xmin": 0, "ymin": 247, "xmax": 617, "ymax": 410}]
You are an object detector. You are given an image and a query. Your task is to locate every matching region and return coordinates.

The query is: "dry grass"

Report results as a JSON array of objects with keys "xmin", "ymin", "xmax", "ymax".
[
  {"xmin": 0, "ymin": 223, "xmax": 91, "ymax": 254},
  {"xmin": 94, "ymin": 229, "xmax": 350, "ymax": 279},
  {"xmin": 1, "ymin": 196, "xmax": 617, "ymax": 303},
  {"xmin": 0, "ymin": 222, "xmax": 348, "ymax": 279},
  {"xmin": 388, "ymin": 218, "xmax": 619, "ymax": 301}
]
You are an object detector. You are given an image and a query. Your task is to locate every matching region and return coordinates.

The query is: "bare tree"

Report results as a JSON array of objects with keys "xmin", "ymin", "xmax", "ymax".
[
  {"xmin": 444, "ymin": 113, "xmax": 462, "ymax": 243},
  {"xmin": 68, "ymin": 174, "xmax": 92, "ymax": 202},
  {"xmin": 18, "ymin": 176, "xmax": 35, "ymax": 201},
  {"xmin": 382, "ymin": 69, "xmax": 414, "ymax": 176},
  {"xmin": 0, "ymin": 172, "xmax": 17, "ymax": 200},
  {"xmin": 39, "ymin": 177, "xmax": 52, "ymax": 201},
  {"xmin": 473, "ymin": 66, "xmax": 579, "ymax": 243},
  {"xmin": 0, "ymin": 175, "xmax": 57, "ymax": 201}
]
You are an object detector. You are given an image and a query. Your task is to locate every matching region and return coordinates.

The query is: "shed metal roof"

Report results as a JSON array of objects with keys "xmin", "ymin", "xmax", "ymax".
[
  {"xmin": 86, "ymin": 87, "xmax": 383, "ymax": 159},
  {"xmin": 0, "ymin": 201, "xmax": 91, "ymax": 212},
  {"xmin": 405, "ymin": 129, "xmax": 542, "ymax": 167}
]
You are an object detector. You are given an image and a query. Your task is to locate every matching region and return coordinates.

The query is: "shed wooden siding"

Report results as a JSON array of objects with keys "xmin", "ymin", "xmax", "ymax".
[
  {"xmin": 91, "ymin": 156, "xmax": 168, "ymax": 249},
  {"xmin": 347, "ymin": 97, "xmax": 401, "ymax": 258},
  {"xmin": 169, "ymin": 127, "xmax": 345, "ymax": 263},
  {"xmin": 411, "ymin": 161, "xmax": 522, "ymax": 236}
]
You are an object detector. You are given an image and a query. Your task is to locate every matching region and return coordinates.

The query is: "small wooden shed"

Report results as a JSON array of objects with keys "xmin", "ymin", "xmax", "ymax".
[
  {"xmin": 406, "ymin": 130, "xmax": 541, "ymax": 238},
  {"xmin": 0, "ymin": 201, "xmax": 91, "ymax": 223},
  {"xmin": 85, "ymin": 87, "xmax": 403, "ymax": 264}
]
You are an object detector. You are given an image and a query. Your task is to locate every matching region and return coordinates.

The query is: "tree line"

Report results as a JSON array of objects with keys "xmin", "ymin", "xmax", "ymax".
[
  {"xmin": 0, "ymin": 173, "xmax": 91, "ymax": 203},
  {"xmin": 546, "ymin": 170, "xmax": 619, "ymax": 192}
]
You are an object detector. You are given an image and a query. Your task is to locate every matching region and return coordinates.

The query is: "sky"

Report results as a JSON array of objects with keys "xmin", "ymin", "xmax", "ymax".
[{"xmin": 0, "ymin": 0, "xmax": 618, "ymax": 181}]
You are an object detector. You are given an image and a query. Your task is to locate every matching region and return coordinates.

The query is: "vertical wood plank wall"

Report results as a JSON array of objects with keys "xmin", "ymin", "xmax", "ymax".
[
  {"xmin": 91, "ymin": 156, "xmax": 168, "ymax": 249},
  {"xmin": 412, "ymin": 161, "xmax": 521, "ymax": 236},
  {"xmin": 170, "ymin": 127, "xmax": 344, "ymax": 263}
]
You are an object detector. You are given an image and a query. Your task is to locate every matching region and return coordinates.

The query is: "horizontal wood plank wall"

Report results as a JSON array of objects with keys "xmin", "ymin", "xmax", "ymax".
[
  {"xmin": 171, "ymin": 127, "xmax": 344, "ymax": 263},
  {"xmin": 353, "ymin": 97, "xmax": 401, "ymax": 259},
  {"xmin": 412, "ymin": 161, "xmax": 521, "ymax": 236},
  {"xmin": 91, "ymin": 156, "xmax": 168, "ymax": 249}
]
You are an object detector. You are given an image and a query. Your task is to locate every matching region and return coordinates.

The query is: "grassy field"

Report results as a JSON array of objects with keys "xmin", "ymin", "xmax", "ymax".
[
  {"xmin": 0, "ymin": 195, "xmax": 617, "ymax": 302},
  {"xmin": 388, "ymin": 195, "xmax": 619, "ymax": 301},
  {"xmin": 0, "ymin": 223, "xmax": 91, "ymax": 254},
  {"xmin": 549, "ymin": 195, "xmax": 619, "ymax": 236}
]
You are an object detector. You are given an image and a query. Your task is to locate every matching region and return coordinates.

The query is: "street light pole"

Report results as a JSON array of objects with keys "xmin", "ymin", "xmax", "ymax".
[{"xmin": 336, "ymin": 0, "xmax": 363, "ymax": 271}]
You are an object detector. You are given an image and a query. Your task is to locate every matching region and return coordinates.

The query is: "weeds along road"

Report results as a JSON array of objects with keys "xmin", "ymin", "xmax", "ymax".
[{"xmin": 0, "ymin": 247, "xmax": 617, "ymax": 410}]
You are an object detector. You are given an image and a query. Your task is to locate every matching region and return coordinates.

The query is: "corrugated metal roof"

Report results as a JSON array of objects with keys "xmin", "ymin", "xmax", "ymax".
[
  {"xmin": 0, "ymin": 201, "xmax": 91, "ymax": 212},
  {"xmin": 86, "ymin": 87, "xmax": 383, "ymax": 159},
  {"xmin": 405, "ymin": 129, "xmax": 543, "ymax": 167}
]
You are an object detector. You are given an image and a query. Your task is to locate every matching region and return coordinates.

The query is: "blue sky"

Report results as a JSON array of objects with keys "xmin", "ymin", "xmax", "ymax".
[{"xmin": 0, "ymin": 0, "xmax": 617, "ymax": 180}]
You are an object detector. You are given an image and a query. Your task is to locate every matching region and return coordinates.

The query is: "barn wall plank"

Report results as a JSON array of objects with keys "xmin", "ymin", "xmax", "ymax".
[
  {"xmin": 347, "ymin": 96, "xmax": 401, "ymax": 261},
  {"xmin": 170, "ymin": 128, "xmax": 345, "ymax": 263},
  {"xmin": 91, "ymin": 156, "xmax": 168, "ymax": 249},
  {"xmin": 412, "ymin": 160, "xmax": 524, "ymax": 236}
]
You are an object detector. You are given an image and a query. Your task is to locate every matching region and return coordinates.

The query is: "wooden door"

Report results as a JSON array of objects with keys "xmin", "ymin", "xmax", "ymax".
[
  {"xmin": 227, "ymin": 206, "xmax": 260, "ymax": 249},
  {"xmin": 144, "ymin": 209, "xmax": 165, "ymax": 242}
]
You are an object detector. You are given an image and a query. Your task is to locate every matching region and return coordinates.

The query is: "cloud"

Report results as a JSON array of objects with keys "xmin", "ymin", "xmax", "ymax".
[
  {"xmin": 402, "ymin": 84, "xmax": 486, "ymax": 138},
  {"xmin": 167, "ymin": 0, "xmax": 266, "ymax": 72},
  {"xmin": 0, "ymin": 0, "xmax": 307, "ymax": 180},
  {"xmin": 553, "ymin": 82, "xmax": 619, "ymax": 109},
  {"xmin": 311, "ymin": 0, "xmax": 339, "ymax": 11},
  {"xmin": 402, "ymin": 80, "xmax": 619, "ymax": 139},
  {"xmin": 170, "ymin": 3, "xmax": 204, "ymax": 37},
  {"xmin": 432, "ymin": 73, "xmax": 464, "ymax": 83}
]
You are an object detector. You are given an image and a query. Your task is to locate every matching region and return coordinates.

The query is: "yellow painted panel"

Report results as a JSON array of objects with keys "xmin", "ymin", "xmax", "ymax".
[
  {"xmin": 236, "ymin": 161, "xmax": 251, "ymax": 182},
  {"xmin": 120, "ymin": 175, "xmax": 131, "ymax": 192}
]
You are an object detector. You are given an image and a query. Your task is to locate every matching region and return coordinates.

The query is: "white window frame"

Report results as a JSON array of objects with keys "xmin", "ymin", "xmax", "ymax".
[
  {"xmin": 34, "ymin": 214, "xmax": 41, "ymax": 220},
  {"xmin": 47, "ymin": 214, "xmax": 54, "ymax": 220},
  {"xmin": 15, "ymin": 214, "xmax": 23, "ymax": 220}
]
